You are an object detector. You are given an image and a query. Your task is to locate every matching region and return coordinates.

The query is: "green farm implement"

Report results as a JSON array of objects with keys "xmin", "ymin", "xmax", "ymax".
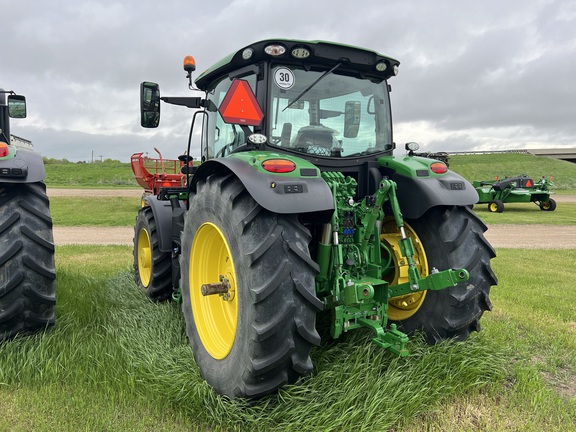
[
  {"xmin": 473, "ymin": 174, "xmax": 556, "ymax": 212},
  {"xmin": 132, "ymin": 40, "xmax": 497, "ymax": 398}
]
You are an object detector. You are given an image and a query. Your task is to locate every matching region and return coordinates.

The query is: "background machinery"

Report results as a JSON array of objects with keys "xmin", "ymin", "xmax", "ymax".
[{"xmin": 473, "ymin": 174, "xmax": 556, "ymax": 212}]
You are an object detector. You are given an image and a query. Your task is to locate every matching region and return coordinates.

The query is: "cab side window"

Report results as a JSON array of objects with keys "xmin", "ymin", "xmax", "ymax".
[{"xmin": 204, "ymin": 75, "xmax": 257, "ymax": 159}]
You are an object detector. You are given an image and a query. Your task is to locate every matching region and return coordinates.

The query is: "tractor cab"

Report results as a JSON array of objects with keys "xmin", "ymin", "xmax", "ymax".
[
  {"xmin": 141, "ymin": 40, "xmax": 404, "ymax": 196},
  {"xmin": 193, "ymin": 40, "xmax": 398, "ymax": 162}
]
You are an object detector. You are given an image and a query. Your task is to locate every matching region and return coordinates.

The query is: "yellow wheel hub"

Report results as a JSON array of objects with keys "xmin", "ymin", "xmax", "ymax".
[
  {"xmin": 381, "ymin": 220, "xmax": 429, "ymax": 321},
  {"xmin": 190, "ymin": 222, "xmax": 238, "ymax": 360},
  {"xmin": 137, "ymin": 228, "xmax": 152, "ymax": 287},
  {"xmin": 489, "ymin": 202, "xmax": 498, "ymax": 212}
]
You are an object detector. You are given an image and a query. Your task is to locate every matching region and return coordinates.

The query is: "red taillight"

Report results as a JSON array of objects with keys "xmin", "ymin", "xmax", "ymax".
[
  {"xmin": 262, "ymin": 159, "xmax": 296, "ymax": 173},
  {"xmin": 0, "ymin": 142, "xmax": 9, "ymax": 158},
  {"xmin": 430, "ymin": 162, "xmax": 447, "ymax": 174}
]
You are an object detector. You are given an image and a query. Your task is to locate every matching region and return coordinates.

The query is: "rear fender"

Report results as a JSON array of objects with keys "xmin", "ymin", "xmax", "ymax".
[
  {"xmin": 379, "ymin": 155, "xmax": 478, "ymax": 219},
  {"xmin": 0, "ymin": 148, "xmax": 45, "ymax": 183},
  {"xmin": 190, "ymin": 155, "xmax": 334, "ymax": 222},
  {"xmin": 142, "ymin": 197, "xmax": 176, "ymax": 253}
]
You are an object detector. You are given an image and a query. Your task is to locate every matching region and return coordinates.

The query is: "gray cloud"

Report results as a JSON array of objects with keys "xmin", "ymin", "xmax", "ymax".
[{"xmin": 2, "ymin": 0, "xmax": 574, "ymax": 162}]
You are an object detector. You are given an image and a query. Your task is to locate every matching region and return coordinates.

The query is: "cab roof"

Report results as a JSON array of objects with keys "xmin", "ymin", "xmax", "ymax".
[{"xmin": 195, "ymin": 39, "xmax": 400, "ymax": 91}]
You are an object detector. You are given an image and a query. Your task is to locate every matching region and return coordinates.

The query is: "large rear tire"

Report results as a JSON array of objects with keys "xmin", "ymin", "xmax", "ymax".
[
  {"xmin": 386, "ymin": 206, "xmax": 496, "ymax": 344},
  {"xmin": 0, "ymin": 183, "xmax": 56, "ymax": 341},
  {"xmin": 180, "ymin": 173, "xmax": 321, "ymax": 398},
  {"xmin": 133, "ymin": 207, "xmax": 172, "ymax": 301}
]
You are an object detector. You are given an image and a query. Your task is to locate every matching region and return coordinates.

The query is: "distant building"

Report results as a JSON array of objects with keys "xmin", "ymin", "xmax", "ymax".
[{"xmin": 10, "ymin": 134, "xmax": 34, "ymax": 150}]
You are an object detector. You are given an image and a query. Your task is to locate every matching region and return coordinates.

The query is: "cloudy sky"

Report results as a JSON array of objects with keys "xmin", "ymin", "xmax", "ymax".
[{"xmin": 2, "ymin": 0, "xmax": 575, "ymax": 162}]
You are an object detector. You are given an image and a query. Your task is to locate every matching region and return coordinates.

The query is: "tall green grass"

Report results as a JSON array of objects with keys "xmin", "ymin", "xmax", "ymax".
[
  {"xmin": 2, "ymin": 246, "xmax": 574, "ymax": 431},
  {"xmin": 399, "ymin": 249, "xmax": 576, "ymax": 431}
]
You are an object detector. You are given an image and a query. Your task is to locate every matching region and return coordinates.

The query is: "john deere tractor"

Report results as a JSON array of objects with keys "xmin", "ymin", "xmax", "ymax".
[
  {"xmin": 133, "ymin": 40, "xmax": 496, "ymax": 399},
  {"xmin": 0, "ymin": 89, "xmax": 56, "ymax": 341}
]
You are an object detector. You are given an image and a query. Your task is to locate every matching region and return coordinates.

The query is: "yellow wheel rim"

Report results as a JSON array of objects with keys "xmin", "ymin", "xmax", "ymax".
[
  {"xmin": 137, "ymin": 228, "xmax": 152, "ymax": 287},
  {"xmin": 190, "ymin": 222, "xmax": 238, "ymax": 360},
  {"xmin": 489, "ymin": 202, "xmax": 498, "ymax": 212},
  {"xmin": 381, "ymin": 219, "xmax": 429, "ymax": 321}
]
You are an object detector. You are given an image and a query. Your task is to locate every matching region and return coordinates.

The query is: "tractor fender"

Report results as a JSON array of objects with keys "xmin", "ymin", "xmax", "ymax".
[
  {"xmin": 190, "ymin": 158, "xmax": 334, "ymax": 222},
  {"xmin": 142, "ymin": 197, "xmax": 177, "ymax": 253},
  {"xmin": 392, "ymin": 171, "xmax": 478, "ymax": 219},
  {"xmin": 0, "ymin": 148, "xmax": 45, "ymax": 183}
]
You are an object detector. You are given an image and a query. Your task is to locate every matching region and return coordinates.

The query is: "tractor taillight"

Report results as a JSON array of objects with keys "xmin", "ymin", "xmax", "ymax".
[
  {"xmin": 262, "ymin": 159, "xmax": 296, "ymax": 173},
  {"xmin": 0, "ymin": 142, "xmax": 9, "ymax": 158},
  {"xmin": 430, "ymin": 162, "xmax": 447, "ymax": 174}
]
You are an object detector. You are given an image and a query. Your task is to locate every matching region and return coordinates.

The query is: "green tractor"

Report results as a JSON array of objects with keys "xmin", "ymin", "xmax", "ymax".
[
  {"xmin": 0, "ymin": 89, "xmax": 56, "ymax": 341},
  {"xmin": 133, "ymin": 40, "xmax": 497, "ymax": 399}
]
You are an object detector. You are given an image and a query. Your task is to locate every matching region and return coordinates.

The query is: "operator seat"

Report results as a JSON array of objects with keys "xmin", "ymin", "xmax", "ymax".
[{"xmin": 292, "ymin": 125, "xmax": 338, "ymax": 156}]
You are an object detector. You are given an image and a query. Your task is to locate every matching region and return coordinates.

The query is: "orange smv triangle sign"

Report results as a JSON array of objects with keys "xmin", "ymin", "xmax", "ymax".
[{"xmin": 219, "ymin": 79, "xmax": 264, "ymax": 126}]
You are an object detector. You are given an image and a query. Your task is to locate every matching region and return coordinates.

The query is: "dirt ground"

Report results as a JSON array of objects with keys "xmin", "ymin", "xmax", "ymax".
[{"xmin": 49, "ymin": 189, "xmax": 576, "ymax": 248}]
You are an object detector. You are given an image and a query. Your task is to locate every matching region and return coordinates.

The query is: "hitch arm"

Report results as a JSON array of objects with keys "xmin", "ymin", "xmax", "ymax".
[{"xmin": 389, "ymin": 268, "xmax": 470, "ymax": 297}]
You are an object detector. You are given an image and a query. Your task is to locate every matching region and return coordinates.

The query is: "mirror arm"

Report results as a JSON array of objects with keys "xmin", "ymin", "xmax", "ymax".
[{"xmin": 161, "ymin": 97, "xmax": 203, "ymax": 109}]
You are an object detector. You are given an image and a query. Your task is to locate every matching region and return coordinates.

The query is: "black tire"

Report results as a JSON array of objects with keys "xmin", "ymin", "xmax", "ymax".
[
  {"xmin": 540, "ymin": 198, "xmax": 556, "ymax": 211},
  {"xmin": 0, "ymin": 182, "xmax": 56, "ymax": 341},
  {"xmin": 133, "ymin": 206, "xmax": 172, "ymax": 301},
  {"xmin": 180, "ymin": 173, "xmax": 322, "ymax": 398},
  {"xmin": 488, "ymin": 199, "xmax": 504, "ymax": 213},
  {"xmin": 391, "ymin": 206, "xmax": 497, "ymax": 344}
]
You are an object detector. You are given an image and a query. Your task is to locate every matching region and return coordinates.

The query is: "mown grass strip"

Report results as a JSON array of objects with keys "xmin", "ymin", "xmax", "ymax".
[
  {"xmin": 49, "ymin": 196, "xmax": 140, "ymax": 226},
  {"xmin": 474, "ymin": 202, "xmax": 576, "ymax": 225}
]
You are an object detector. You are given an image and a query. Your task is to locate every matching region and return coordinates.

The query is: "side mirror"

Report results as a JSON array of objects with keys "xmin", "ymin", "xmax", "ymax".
[
  {"xmin": 8, "ymin": 95, "xmax": 27, "ymax": 118},
  {"xmin": 140, "ymin": 82, "xmax": 160, "ymax": 128},
  {"xmin": 343, "ymin": 101, "xmax": 360, "ymax": 138}
]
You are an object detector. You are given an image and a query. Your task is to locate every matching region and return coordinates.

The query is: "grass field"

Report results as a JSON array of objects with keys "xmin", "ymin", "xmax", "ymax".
[
  {"xmin": 1, "ymin": 246, "xmax": 574, "ymax": 431},
  {"xmin": 44, "ymin": 159, "xmax": 138, "ymax": 188},
  {"xmin": 43, "ymin": 153, "xmax": 576, "ymax": 192},
  {"xmin": 2, "ymin": 154, "xmax": 574, "ymax": 430},
  {"xmin": 48, "ymin": 197, "xmax": 576, "ymax": 227}
]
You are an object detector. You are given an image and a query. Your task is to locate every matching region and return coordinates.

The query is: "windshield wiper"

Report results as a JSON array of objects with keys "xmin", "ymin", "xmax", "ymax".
[{"xmin": 283, "ymin": 63, "xmax": 342, "ymax": 112}]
